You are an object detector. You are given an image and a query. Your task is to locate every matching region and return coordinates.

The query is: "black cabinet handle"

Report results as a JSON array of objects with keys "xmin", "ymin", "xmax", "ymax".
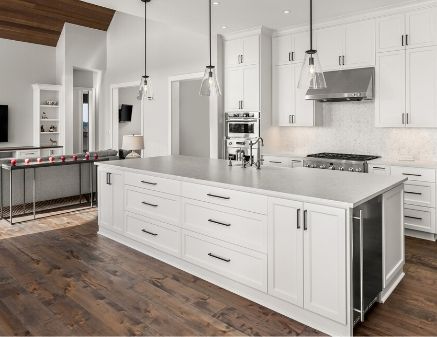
[
  {"xmin": 269, "ymin": 161, "xmax": 283, "ymax": 164},
  {"xmin": 342, "ymin": 55, "xmax": 345, "ymax": 66},
  {"xmin": 402, "ymin": 35, "xmax": 404, "ymax": 46},
  {"xmin": 405, "ymin": 191, "xmax": 422, "ymax": 195},
  {"xmin": 297, "ymin": 209, "xmax": 301, "ymax": 229},
  {"xmin": 402, "ymin": 173, "xmax": 422, "ymax": 177},
  {"xmin": 372, "ymin": 166, "xmax": 387, "ymax": 170},
  {"xmin": 207, "ymin": 193, "xmax": 230, "ymax": 200},
  {"xmin": 106, "ymin": 172, "xmax": 112, "ymax": 185},
  {"xmin": 406, "ymin": 34, "xmax": 409, "ymax": 46},
  {"xmin": 339, "ymin": 55, "xmax": 342, "ymax": 66},
  {"xmin": 405, "ymin": 215, "xmax": 422, "ymax": 221},
  {"xmin": 208, "ymin": 253, "xmax": 231, "ymax": 263},
  {"xmin": 303, "ymin": 210, "xmax": 308, "ymax": 231},
  {"xmin": 142, "ymin": 229, "xmax": 158, "ymax": 236},
  {"xmin": 208, "ymin": 219, "xmax": 231, "ymax": 227},
  {"xmin": 141, "ymin": 180, "xmax": 157, "ymax": 186},
  {"xmin": 142, "ymin": 201, "xmax": 158, "ymax": 207},
  {"xmin": 289, "ymin": 52, "xmax": 292, "ymax": 62}
]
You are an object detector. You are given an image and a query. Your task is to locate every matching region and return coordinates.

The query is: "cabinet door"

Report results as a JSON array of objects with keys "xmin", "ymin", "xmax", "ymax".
[
  {"xmin": 292, "ymin": 30, "xmax": 310, "ymax": 63},
  {"xmin": 293, "ymin": 62, "xmax": 315, "ymax": 126},
  {"xmin": 98, "ymin": 169, "xmax": 124, "ymax": 233},
  {"xmin": 303, "ymin": 204, "xmax": 346, "ymax": 324},
  {"xmin": 406, "ymin": 46, "xmax": 437, "ymax": 127},
  {"xmin": 375, "ymin": 50, "xmax": 406, "ymax": 127},
  {"xmin": 268, "ymin": 198, "xmax": 304, "ymax": 306},
  {"xmin": 345, "ymin": 20, "xmax": 376, "ymax": 69},
  {"xmin": 315, "ymin": 25, "xmax": 345, "ymax": 71},
  {"xmin": 98, "ymin": 169, "xmax": 113, "ymax": 229},
  {"xmin": 406, "ymin": 8, "xmax": 437, "ymax": 49},
  {"xmin": 377, "ymin": 14, "xmax": 405, "ymax": 52},
  {"xmin": 225, "ymin": 39, "xmax": 244, "ymax": 68},
  {"xmin": 225, "ymin": 68, "xmax": 244, "ymax": 111},
  {"xmin": 272, "ymin": 64, "xmax": 293, "ymax": 126},
  {"xmin": 273, "ymin": 35, "xmax": 292, "ymax": 66},
  {"xmin": 243, "ymin": 35, "xmax": 260, "ymax": 66},
  {"xmin": 242, "ymin": 66, "xmax": 259, "ymax": 111}
]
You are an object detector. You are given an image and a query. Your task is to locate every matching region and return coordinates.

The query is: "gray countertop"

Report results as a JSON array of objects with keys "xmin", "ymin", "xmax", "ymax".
[{"xmin": 97, "ymin": 156, "xmax": 407, "ymax": 208}]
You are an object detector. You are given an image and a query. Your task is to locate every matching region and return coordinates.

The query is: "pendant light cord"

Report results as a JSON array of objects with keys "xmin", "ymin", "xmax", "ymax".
[
  {"xmin": 209, "ymin": 0, "xmax": 212, "ymax": 67},
  {"xmin": 145, "ymin": 0, "xmax": 147, "ymax": 77},
  {"xmin": 310, "ymin": 0, "xmax": 313, "ymax": 50}
]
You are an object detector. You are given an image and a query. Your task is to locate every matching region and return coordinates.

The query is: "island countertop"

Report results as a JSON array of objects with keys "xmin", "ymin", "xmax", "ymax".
[{"xmin": 96, "ymin": 155, "xmax": 407, "ymax": 208}]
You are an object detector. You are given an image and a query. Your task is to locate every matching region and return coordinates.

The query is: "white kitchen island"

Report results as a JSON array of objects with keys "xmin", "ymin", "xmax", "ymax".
[{"xmin": 96, "ymin": 156, "xmax": 407, "ymax": 336}]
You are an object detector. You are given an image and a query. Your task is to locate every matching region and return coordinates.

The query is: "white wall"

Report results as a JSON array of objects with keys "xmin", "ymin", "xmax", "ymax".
[
  {"xmin": 264, "ymin": 102, "xmax": 437, "ymax": 161},
  {"xmin": 104, "ymin": 12, "xmax": 210, "ymax": 157},
  {"xmin": 0, "ymin": 38, "xmax": 56, "ymax": 147},
  {"xmin": 73, "ymin": 69, "xmax": 94, "ymax": 88},
  {"xmin": 118, "ymin": 86, "xmax": 141, "ymax": 148}
]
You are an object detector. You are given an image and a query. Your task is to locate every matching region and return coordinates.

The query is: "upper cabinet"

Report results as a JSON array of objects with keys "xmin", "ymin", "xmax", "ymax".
[
  {"xmin": 315, "ymin": 19, "xmax": 376, "ymax": 71},
  {"xmin": 377, "ymin": 9, "xmax": 437, "ymax": 52},
  {"xmin": 225, "ymin": 35, "xmax": 260, "ymax": 68},
  {"xmin": 272, "ymin": 30, "xmax": 309, "ymax": 66}
]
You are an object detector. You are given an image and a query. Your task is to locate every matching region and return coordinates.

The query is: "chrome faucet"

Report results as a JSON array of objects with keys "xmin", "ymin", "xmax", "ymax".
[{"xmin": 248, "ymin": 137, "xmax": 264, "ymax": 170}]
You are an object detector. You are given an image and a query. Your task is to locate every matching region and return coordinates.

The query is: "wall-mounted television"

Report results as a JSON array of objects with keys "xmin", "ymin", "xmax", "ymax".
[
  {"xmin": 119, "ymin": 104, "xmax": 133, "ymax": 122},
  {"xmin": 0, "ymin": 105, "xmax": 8, "ymax": 142}
]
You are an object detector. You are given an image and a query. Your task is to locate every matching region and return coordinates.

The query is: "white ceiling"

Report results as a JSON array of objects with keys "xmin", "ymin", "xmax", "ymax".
[{"xmin": 83, "ymin": 0, "xmax": 430, "ymax": 34}]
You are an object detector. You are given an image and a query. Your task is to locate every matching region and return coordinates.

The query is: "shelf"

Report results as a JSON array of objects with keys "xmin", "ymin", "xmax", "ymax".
[
  {"xmin": 40, "ymin": 105, "xmax": 60, "ymax": 108},
  {"xmin": 40, "ymin": 119, "xmax": 60, "ymax": 122},
  {"xmin": 40, "ymin": 132, "xmax": 60, "ymax": 134}
]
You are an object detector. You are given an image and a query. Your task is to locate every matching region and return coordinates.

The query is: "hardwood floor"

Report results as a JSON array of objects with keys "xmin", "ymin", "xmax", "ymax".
[{"xmin": 0, "ymin": 211, "xmax": 435, "ymax": 336}]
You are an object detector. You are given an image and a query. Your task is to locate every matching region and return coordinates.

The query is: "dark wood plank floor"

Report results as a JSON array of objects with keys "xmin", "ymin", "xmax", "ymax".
[{"xmin": 0, "ymin": 212, "xmax": 435, "ymax": 336}]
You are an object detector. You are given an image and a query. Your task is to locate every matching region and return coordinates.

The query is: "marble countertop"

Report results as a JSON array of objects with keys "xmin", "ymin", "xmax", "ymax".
[
  {"xmin": 97, "ymin": 156, "xmax": 406, "ymax": 208},
  {"xmin": 262, "ymin": 151, "xmax": 307, "ymax": 159},
  {"xmin": 369, "ymin": 158, "xmax": 437, "ymax": 169}
]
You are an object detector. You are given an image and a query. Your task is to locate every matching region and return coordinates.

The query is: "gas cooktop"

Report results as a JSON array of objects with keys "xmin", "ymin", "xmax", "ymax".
[{"xmin": 306, "ymin": 153, "xmax": 380, "ymax": 162}]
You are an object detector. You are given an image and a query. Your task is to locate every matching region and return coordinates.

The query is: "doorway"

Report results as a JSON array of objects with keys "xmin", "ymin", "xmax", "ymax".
[
  {"xmin": 73, "ymin": 88, "xmax": 95, "ymax": 154},
  {"xmin": 170, "ymin": 74, "xmax": 210, "ymax": 157}
]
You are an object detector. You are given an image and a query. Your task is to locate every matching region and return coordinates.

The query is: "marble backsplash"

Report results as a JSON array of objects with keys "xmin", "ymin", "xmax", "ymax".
[{"xmin": 263, "ymin": 101, "xmax": 437, "ymax": 161}]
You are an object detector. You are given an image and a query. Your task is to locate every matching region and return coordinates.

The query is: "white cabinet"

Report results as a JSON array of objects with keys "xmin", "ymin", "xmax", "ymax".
[
  {"xmin": 315, "ymin": 20, "xmax": 375, "ymax": 71},
  {"xmin": 225, "ymin": 35, "xmax": 259, "ymax": 68},
  {"xmin": 268, "ymin": 198, "xmax": 347, "ymax": 324},
  {"xmin": 377, "ymin": 14, "xmax": 406, "ymax": 52},
  {"xmin": 268, "ymin": 198, "xmax": 304, "ymax": 306},
  {"xmin": 225, "ymin": 66, "xmax": 259, "ymax": 112},
  {"xmin": 272, "ymin": 62, "xmax": 319, "ymax": 127},
  {"xmin": 272, "ymin": 31, "xmax": 309, "ymax": 66},
  {"xmin": 303, "ymin": 204, "xmax": 346, "ymax": 324},
  {"xmin": 98, "ymin": 168, "xmax": 124, "ymax": 233}
]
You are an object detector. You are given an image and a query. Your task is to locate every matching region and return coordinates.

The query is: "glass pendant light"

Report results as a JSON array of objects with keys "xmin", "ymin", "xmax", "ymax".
[
  {"xmin": 137, "ymin": 0, "xmax": 154, "ymax": 101},
  {"xmin": 297, "ymin": 0, "xmax": 327, "ymax": 90},
  {"xmin": 199, "ymin": 0, "xmax": 222, "ymax": 96}
]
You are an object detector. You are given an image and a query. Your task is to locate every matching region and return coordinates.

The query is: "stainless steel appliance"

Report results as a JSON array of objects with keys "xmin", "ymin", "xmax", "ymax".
[
  {"xmin": 303, "ymin": 153, "xmax": 380, "ymax": 173},
  {"xmin": 225, "ymin": 112, "xmax": 260, "ymax": 139},
  {"xmin": 305, "ymin": 67, "xmax": 374, "ymax": 102}
]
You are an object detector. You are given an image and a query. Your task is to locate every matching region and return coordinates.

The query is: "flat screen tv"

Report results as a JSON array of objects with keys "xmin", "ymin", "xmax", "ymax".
[
  {"xmin": 119, "ymin": 104, "xmax": 133, "ymax": 122},
  {"xmin": 0, "ymin": 105, "xmax": 8, "ymax": 142}
]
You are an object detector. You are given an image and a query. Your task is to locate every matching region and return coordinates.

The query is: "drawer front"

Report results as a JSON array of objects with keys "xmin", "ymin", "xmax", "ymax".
[
  {"xmin": 182, "ymin": 231, "xmax": 267, "ymax": 291},
  {"xmin": 404, "ymin": 182, "xmax": 435, "ymax": 208},
  {"xmin": 368, "ymin": 164, "xmax": 391, "ymax": 175},
  {"xmin": 291, "ymin": 159, "xmax": 303, "ymax": 168},
  {"xmin": 182, "ymin": 182, "xmax": 267, "ymax": 215},
  {"xmin": 404, "ymin": 206, "xmax": 436, "ymax": 233},
  {"xmin": 391, "ymin": 166, "xmax": 436, "ymax": 182},
  {"xmin": 125, "ymin": 186, "xmax": 180, "ymax": 226},
  {"xmin": 263, "ymin": 156, "xmax": 292, "ymax": 168},
  {"xmin": 16, "ymin": 150, "xmax": 41, "ymax": 159},
  {"xmin": 125, "ymin": 172, "xmax": 181, "ymax": 195},
  {"xmin": 125, "ymin": 212, "xmax": 181, "ymax": 256},
  {"xmin": 182, "ymin": 199, "xmax": 267, "ymax": 252}
]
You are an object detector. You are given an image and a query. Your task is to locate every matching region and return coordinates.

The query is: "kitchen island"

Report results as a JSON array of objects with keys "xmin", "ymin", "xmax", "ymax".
[{"xmin": 96, "ymin": 156, "xmax": 406, "ymax": 336}]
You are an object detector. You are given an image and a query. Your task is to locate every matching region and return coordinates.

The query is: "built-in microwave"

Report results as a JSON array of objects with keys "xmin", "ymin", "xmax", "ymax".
[{"xmin": 225, "ymin": 112, "xmax": 260, "ymax": 139}]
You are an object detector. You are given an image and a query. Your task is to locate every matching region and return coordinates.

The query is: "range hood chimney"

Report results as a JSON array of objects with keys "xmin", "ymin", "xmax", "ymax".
[{"xmin": 305, "ymin": 67, "xmax": 374, "ymax": 102}]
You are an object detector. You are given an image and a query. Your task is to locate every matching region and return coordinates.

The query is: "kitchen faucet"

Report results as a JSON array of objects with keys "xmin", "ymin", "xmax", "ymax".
[{"xmin": 249, "ymin": 137, "xmax": 264, "ymax": 169}]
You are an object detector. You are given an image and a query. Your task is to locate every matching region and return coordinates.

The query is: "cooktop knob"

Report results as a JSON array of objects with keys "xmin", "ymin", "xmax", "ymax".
[
  {"xmin": 348, "ymin": 167, "xmax": 355, "ymax": 172},
  {"xmin": 338, "ymin": 167, "xmax": 344, "ymax": 171},
  {"xmin": 319, "ymin": 165, "xmax": 327, "ymax": 169},
  {"xmin": 328, "ymin": 166, "xmax": 335, "ymax": 170},
  {"xmin": 355, "ymin": 168, "xmax": 363, "ymax": 172}
]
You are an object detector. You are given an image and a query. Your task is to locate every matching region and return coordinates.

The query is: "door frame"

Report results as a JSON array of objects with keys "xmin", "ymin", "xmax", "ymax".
[
  {"xmin": 110, "ymin": 81, "xmax": 145, "ymax": 154},
  {"xmin": 168, "ymin": 72, "xmax": 204, "ymax": 156}
]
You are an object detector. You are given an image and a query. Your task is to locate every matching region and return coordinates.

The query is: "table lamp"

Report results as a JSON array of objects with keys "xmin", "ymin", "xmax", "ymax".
[{"xmin": 122, "ymin": 135, "xmax": 144, "ymax": 159}]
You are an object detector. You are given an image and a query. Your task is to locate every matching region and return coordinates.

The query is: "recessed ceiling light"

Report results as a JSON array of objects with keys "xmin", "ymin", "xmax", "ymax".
[
  {"xmin": 212, "ymin": 1, "xmax": 220, "ymax": 5},
  {"xmin": 283, "ymin": 10, "xmax": 291, "ymax": 14},
  {"xmin": 221, "ymin": 25, "xmax": 228, "ymax": 29}
]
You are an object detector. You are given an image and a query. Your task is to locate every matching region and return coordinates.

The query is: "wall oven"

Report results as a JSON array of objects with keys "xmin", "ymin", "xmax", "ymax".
[{"xmin": 225, "ymin": 112, "xmax": 260, "ymax": 139}]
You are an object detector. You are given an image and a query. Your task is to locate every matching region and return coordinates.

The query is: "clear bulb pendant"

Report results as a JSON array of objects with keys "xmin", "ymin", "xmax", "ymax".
[
  {"xmin": 298, "ymin": 52, "xmax": 327, "ymax": 90},
  {"xmin": 200, "ymin": 66, "xmax": 221, "ymax": 96},
  {"xmin": 137, "ymin": 76, "xmax": 154, "ymax": 101}
]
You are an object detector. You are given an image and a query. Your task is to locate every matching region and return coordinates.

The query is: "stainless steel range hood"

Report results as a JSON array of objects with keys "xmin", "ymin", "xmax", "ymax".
[{"xmin": 305, "ymin": 67, "xmax": 374, "ymax": 102}]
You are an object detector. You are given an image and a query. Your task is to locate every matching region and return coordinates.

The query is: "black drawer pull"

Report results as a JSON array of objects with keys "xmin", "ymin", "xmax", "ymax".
[
  {"xmin": 405, "ymin": 191, "xmax": 422, "ymax": 195},
  {"xmin": 141, "ymin": 180, "xmax": 157, "ymax": 186},
  {"xmin": 208, "ymin": 253, "xmax": 231, "ymax": 263},
  {"xmin": 207, "ymin": 193, "xmax": 230, "ymax": 200},
  {"xmin": 142, "ymin": 201, "xmax": 158, "ymax": 207},
  {"xmin": 142, "ymin": 229, "xmax": 158, "ymax": 236},
  {"xmin": 208, "ymin": 219, "xmax": 231, "ymax": 227},
  {"xmin": 402, "ymin": 173, "xmax": 422, "ymax": 177},
  {"xmin": 372, "ymin": 167, "xmax": 386, "ymax": 170},
  {"xmin": 405, "ymin": 215, "xmax": 422, "ymax": 221},
  {"xmin": 269, "ymin": 161, "xmax": 283, "ymax": 164}
]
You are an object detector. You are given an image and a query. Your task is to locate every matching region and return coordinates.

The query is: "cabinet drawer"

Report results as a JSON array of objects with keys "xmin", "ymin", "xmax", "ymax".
[
  {"xmin": 368, "ymin": 164, "xmax": 391, "ymax": 175},
  {"xmin": 16, "ymin": 150, "xmax": 41, "ymax": 159},
  {"xmin": 404, "ymin": 182, "xmax": 435, "ymax": 208},
  {"xmin": 125, "ymin": 212, "xmax": 180, "ymax": 256},
  {"xmin": 404, "ymin": 205, "xmax": 436, "ymax": 234},
  {"xmin": 125, "ymin": 172, "xmax": 181, "ymax": 195},
  {"xmin": 391, "ymin": 166, "xmax": 436, "ymax": 182},
  {"xmin": 125, "ymin": 186, "xmax": 180, "ymax": 226},
  {"xmin": 182, "ymin": 231, "xmax": 267, "ymax": 291},
  {"xmin": 182, "ymin": 199, "xmax": 267, "ymax": 252},
  {"xmin": 182, "ymin": 182, "xmax": 267, "ymax": 215}
]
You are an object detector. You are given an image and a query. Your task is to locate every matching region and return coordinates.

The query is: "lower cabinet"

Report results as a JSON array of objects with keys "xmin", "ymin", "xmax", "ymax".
[
  {"xmin": 98, "ymin": 168, "xmax": 124, "ymax": 233},
  {"xmin": 268, "ymin": 198, "xmax": 347, "ymax": 324}
]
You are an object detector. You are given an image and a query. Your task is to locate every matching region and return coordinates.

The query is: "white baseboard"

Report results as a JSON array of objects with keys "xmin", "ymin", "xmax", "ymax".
[
  {"xmin": 379, "ymin": 270, "xmax": 405, "ymax": 303},
  {"xmin": 405, "ymin": 229, "xmax": 436, "ymax": 242}
]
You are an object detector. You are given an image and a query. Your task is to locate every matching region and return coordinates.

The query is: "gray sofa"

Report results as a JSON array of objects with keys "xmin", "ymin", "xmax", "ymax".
[{"xmin": 0, "ymin": 150, "xmax": 118, "ymax": 207}]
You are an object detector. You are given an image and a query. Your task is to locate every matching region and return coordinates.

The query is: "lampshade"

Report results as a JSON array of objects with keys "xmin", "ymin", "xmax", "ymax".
[
  {"xmin": 137, "ymin": 76, "xmax": 154, "ymax": 101},
  {"xmin": 122, "ymin": 135, "xmax": 144, "ymax": 151},
  {"xmin": 297, "ymin": 52, "xmax": 327, "ymax": 89},
  {"xmin": 200, "ymin": 66, "xmax": 221, "ymax": 96}
]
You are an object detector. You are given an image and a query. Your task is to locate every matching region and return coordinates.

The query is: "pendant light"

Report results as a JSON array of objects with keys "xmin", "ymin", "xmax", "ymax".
[
  {"xmin": 137, "ymin": 0, "xmax": 154, "ymax": 101},
  {"xmin": 199, "ymin": 0, "xmax": 221, "ymax": 96},
  {"xmin": 297, "ymin": 0, "xmax": 327, "ymax": 90}
]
